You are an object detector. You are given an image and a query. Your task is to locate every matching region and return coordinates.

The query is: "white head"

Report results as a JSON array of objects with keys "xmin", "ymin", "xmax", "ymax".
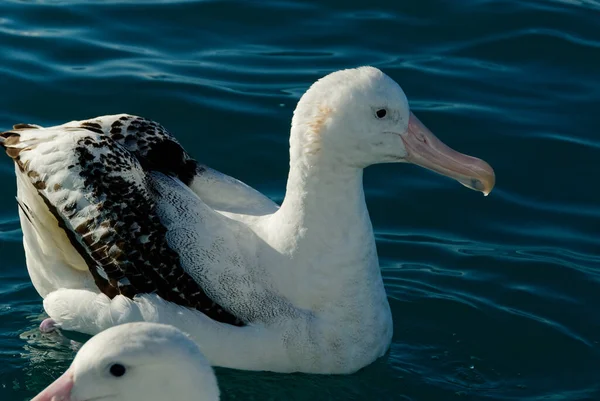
[
  {"xmin": 291, "ymin": 66, "xmax": 495, "ymax": 194},
  {"xmin": 30, "ymin": 322, "xmax": 220, "ymax": 401}
]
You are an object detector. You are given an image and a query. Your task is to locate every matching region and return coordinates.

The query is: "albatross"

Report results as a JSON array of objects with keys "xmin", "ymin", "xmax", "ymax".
[
  {"xmin": 30, "ymin": 322, "xmax": 221, "ymax": 401},
  {"xmin": 1, "ymin": 66, "xmax": 495, "ymax": 374}
]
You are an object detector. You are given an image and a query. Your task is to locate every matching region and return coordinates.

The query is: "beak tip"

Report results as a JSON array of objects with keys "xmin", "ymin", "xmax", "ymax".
[
  {"xmin": 484, "ymin": 170, "xmax": 496, "ymax": 196},
  {"xmin": 474, "ymin": 160, "xmax": 495, "ymax": 196},
  {"xmin": 483, "ymin": 178, "xmax": 495, "ymax": 196}
]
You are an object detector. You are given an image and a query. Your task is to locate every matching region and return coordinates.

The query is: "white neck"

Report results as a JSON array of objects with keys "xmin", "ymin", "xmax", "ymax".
[
  {"xmin": 280, "ymin": 155, "xmax": 365, "ymax": 235},
  {"xmin": 274, "ymin": 122, "xmax": 368, "ymax": 248},
  {"xmin": 267, "ymin": 125, "xmax": 389, "ymax": 319}
]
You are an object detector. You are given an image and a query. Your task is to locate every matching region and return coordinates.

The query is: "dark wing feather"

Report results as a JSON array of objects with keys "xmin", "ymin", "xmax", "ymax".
[
  {"xmin": 78, "ymin": 114, "xmax": 204, "ymax": 184},
  {"xmin": 1, "ymin": 118, "xmax": 244, "ymax": 326}
]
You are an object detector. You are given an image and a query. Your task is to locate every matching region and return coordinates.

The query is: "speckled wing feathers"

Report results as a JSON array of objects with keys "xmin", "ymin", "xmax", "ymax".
[
  {"xmin": 74, "ymin": 115, "xmax": 203, "ymax": 185},
  {"xmin": 0, "ymin": 115, "xmax": 244, "ymax": 326}
]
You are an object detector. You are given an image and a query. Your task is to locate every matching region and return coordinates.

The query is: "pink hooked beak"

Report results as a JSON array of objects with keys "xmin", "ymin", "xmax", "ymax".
[
  {"xmin": 30, "ymin": 369, "xmax": 74, "ymax": 401},
  {"xmin": 401, "ymin": 112, "xmax": 495, "ymax": 195}
]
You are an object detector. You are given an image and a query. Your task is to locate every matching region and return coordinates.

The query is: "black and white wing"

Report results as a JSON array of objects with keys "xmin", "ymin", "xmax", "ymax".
[{"xmin": 1, "ymin": 114, "xmax": 249, "ymax": 326}]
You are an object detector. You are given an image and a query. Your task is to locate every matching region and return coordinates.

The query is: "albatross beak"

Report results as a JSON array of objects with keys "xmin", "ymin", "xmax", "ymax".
[
  {"xmin": 401, "ymin": 112, "xmax": 495, "ymax": 195},
  {"xmin": 30, "ymin": 369, "xmax": 74, "ymax": 401}
]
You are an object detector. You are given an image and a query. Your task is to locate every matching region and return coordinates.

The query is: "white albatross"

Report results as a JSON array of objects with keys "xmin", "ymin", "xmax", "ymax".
[
  {"xmin": 30, "ymin": 322, "xmax": 220, "ymax": 401},
  {"xmin": 1, "ymin": 66, "xmax": 495, "ymax": 374}
]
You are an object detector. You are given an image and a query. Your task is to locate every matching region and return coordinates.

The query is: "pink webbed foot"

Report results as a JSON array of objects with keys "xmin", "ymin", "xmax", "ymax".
[{"xmin": 39, "ymin": 318, "xmax": 58, "ymax": 333}]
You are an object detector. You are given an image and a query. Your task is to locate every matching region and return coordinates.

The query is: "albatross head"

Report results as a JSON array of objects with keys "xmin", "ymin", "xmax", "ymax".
[
  {"xmin": 292, "ymin": 66, "xmax": 495, "ymax": 195},
  {"xmin": 30, "ymin": 322, "xmax": 220, "ymax": 401}
]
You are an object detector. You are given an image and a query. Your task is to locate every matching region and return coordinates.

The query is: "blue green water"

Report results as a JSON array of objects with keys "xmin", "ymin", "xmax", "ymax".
[{"xmin": 1, "ymin": 0, "xmax": 599, "ymax": 399}]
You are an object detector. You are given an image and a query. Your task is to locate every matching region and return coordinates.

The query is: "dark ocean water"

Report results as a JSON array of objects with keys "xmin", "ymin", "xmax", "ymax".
[{"xmin": 0, "ymin": 0, "xmax": 599, "ymax": 400}]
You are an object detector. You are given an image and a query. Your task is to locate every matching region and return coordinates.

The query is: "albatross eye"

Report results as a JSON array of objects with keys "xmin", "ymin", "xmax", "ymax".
[
  {"xmin": 375, "ymin": 109, "xmax": 387, "ymax": 119},
  {"xmin": 109, "ymin": 363, "xmax": 127, "ymax": 377}
]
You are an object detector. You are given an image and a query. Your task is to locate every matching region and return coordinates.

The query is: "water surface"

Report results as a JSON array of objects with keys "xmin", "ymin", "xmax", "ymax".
[{"xmin": 0, "ymin": 0, "xmax": 599, "ymax": 400}]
